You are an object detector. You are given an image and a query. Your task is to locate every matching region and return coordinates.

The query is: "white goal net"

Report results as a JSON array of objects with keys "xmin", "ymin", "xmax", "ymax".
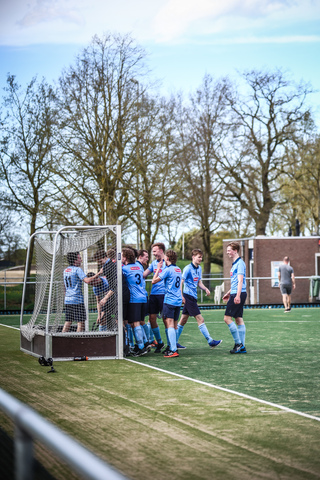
[{"xmin": 20, "ymin": 226, "xmax": 122, "ymax": 343}]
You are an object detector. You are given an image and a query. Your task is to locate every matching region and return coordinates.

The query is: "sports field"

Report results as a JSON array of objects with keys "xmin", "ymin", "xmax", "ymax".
[{"xmin": 1, "ymin": 307, "xmax": 320, "ymax": 480}]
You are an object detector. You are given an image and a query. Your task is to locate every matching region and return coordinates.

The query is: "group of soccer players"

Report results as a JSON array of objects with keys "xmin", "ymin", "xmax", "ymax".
[{"xmin": 63, "ymin": 241, "xmax": 247, "ymax": 357}]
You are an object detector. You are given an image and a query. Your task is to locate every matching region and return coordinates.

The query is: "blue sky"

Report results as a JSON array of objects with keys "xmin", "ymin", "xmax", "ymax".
[{"xmin": 1, "ymin": 0, "xmax": 320, "ymax": 122}]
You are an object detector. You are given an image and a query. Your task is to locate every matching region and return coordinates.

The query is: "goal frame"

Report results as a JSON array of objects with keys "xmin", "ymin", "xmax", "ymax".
[{"xmin": 20, "ymin": 225, "xmax": 124, "ymax": 361}]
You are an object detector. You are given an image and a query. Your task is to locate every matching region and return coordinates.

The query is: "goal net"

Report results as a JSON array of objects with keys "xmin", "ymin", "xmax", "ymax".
[{"xmin": 20, "ymin": 226, "xmax": 122, "ymax": 343}]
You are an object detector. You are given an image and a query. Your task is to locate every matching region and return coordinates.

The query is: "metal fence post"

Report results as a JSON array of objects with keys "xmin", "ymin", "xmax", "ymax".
[{"xmin": 15, "ymin": 424, "xmax": 34, "ymax": 480}]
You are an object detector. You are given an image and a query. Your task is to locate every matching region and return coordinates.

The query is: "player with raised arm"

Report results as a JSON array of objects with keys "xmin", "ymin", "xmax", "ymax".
[
  {"xmin": 63, "ymin": 252, "xmax": 96, "ymax": 333},
  {"xmin": 222, "ymin": 242, "xmax": 247, "ymax": 354},
  {"xmin": 87, "ymin": 272, "xmax": 110, "ymax": 331},
  {"xmin": 122, "ymin": 247, "xmax": 149, "ymax": 357},
  {"xmin": 143, "ymin": 242, "xmax": 166, "ymax": 353},
  {"xmin": 176, "ymin": 249, "xmax": 222, "ymax": 349},
  {"xmin": 152, "ymin": 249, "xmax": 182, "ymax": 358}
]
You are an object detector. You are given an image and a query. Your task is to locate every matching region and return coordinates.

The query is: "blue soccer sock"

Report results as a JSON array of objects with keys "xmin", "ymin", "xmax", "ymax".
[
  {"xmin": 228, "ymin": 322, "xmax": 241, "ymax": 344},
  {"xmin": 133, "ymin": 325, "xmax": 145, "ymax": 349},
  {"xmin": 238, "ymin": 324, "xmax": 246, "ymax": 346},
  {"xmin": 147, "ymin": 322, "xmax": 154, "ymax": 342},
  {"xmin": 168, "ymin": 327, "xmax": 177, "ymax": 352},
  {"xmin": 165, "ymin": 328, "xmax": 169, "ymax": 346},
  {"xmin": 126, "ymin": 324, "xmax": 134, "ymax": 347},
  {"xmin": 142, "ymin": 323, "xmax": 149, "ymax": 343},
  {"xmin": 176, "ymin": 324, "xmax": 184, "ymax": 342},
  {"xmin": 199, "ymin": 323, "xmax": 213, "ymax": 344},
  {"xmin": 152, "ymin": 326, "xmax": 162, "ymax": 344}
]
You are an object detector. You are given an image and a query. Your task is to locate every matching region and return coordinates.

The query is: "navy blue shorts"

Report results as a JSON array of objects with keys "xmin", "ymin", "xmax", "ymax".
[
  {"xmin": 162, "ymin": 303, "xmax": 181, "ymax": 322},
  {"xmin": 65, "ymin": 304, "xmax": 86, "ymax": 323},
  {"xmin": 225, "ymin": 292, "xmax": 247, "ymax": 319},
  {"xmin": 149, "ymin": 294, "xmax": 165, "ymax": 315},
  {"xmin": 182, "ymin": 293, "xmax": 201, "ymax": 317},
  {"xmin": 127, "ymin": 303, "xmax": 147, "ymax": 324}
]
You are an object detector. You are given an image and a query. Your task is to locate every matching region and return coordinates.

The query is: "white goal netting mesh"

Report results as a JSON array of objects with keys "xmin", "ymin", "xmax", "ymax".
[{"xmin": 21, "ymin": 227, "xmax": 119, "ymax": 342}]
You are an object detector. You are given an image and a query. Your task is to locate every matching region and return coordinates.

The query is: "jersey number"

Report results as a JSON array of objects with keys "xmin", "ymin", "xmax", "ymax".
[
  {"xmin": 135, "ymin": 273, "xmax": 142, "ymax": 285},
  {"xmin": 175, "ymin": 277, "xmax": 181, "ymax": 288},
  {"xmin": 64, "ymin": 277, "xmax": 72, "ymax": 288}
]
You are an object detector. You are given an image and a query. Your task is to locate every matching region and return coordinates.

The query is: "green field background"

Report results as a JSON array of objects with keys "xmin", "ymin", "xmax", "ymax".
[{"xmin": 0, "ymin": 308, "xmax": 320, "ymax": 480}]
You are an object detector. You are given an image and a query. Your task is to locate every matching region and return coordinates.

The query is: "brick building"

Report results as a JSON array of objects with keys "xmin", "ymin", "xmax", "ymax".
[{"xmin": 223, "ymin": 236, "xmax": 320, "ymax": 305}]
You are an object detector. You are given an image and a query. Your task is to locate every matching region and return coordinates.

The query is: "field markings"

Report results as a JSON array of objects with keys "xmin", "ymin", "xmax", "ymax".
[
  {"xmin": 126, "ymin": 358, "xmax": 320, "ymax": 422},
  {"xmin": 0, "ymin": 324, "xmax": 19, "ymax": 330}
]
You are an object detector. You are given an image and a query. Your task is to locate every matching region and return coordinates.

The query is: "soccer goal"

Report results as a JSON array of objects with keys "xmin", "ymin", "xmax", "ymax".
[{"xmin": 20, "ymin": 225, "xmax": 124, "ymax": 361}]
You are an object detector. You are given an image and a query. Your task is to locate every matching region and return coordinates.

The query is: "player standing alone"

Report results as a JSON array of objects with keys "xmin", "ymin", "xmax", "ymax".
[{"xmin": 222, "ymin": 242, "xmax": 247, "ymax": 354}]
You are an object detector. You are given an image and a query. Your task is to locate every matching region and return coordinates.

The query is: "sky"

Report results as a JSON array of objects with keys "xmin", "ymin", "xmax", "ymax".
[{"xmin": 1, "ymin": 0, "xmax": 320, "ymax": 122}]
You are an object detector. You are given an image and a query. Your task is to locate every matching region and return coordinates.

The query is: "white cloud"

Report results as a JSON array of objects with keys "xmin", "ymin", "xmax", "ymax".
[
  {"xmin": 17, "ymin": 0, "xmax": 84, "ymax": 27},
  {"xmin": 152, "ymin": 0, "xmax": 320, "ymax": 42},
  {"xmin": 0, "ymin": 0, "xmax": 319, "ymax": 46}
]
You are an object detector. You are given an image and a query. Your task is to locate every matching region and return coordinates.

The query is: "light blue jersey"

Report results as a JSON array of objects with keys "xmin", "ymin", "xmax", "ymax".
[
  {"xmin": 93, "ymin": 277, "xmax": 109, "ymax": 298},
  {"xmin": 148, "ymin": 259, "xmax": 166, "ymax": 295},
  {"xmin": 122, "ymin": 262, "xmax": 147, "ymax": 303},
  {"xmin": 182, "ymin": 263, "xmax": 201, "ymax": 299},
  {"xmin": 158, "ymin": 264, "xmax": 182, "ymax": 307},
  {"xmin": 230, "ymin": 257, "xmax": 246, "ymax": 294},
  {"xmin": 64, "ymin": 266, "xmax": 86, "ymax": 305}
]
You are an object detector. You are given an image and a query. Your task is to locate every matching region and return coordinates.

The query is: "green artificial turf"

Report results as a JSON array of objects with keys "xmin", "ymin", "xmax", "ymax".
[{"xmin": 0, "ymin": 309, "xmax": 320, "ymax": 480}]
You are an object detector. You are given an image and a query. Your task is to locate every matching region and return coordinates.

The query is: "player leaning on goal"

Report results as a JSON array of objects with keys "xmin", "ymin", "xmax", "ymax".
[
  {"xmin": 152, "ymin": 249, "xmax": 182, "ymax": 358},
  {"xmin": 62, "ymin": 252, "xmax": 96, "ymax": 333},
  {"xmin": 222, "ymin": 242, "xmax": 247, "ymax": 354},
  {"xmin": 176, "ymin": 248, "xmax": 222, "ymax": 349}
]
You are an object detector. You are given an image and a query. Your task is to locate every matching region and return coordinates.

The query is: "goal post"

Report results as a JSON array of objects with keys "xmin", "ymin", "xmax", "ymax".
[{"xmin": 20, "ymin": 225, "xmax": 124, "ymax": 361}]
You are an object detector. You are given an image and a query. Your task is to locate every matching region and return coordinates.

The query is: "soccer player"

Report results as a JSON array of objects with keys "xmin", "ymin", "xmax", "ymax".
[
  {"xmin": 136, "ymin": 249, "xmax": 153, "ymax": 345},
  {"xmin": 122, "ymin": 247, "xmax": 149, "ymax": 356},
  {"xmin": 87, "ymin": 272, "xmax": 110, "ymax": 331},
  {"xmin": 143, "ymin": 242, "xmax": 166, "ymax": 352},
  {"xmin": 62, "ymin": 252, "xmax": 94, "ymax": 333},
  {"xmin": 278, "ymin": 256, "xmax": 295, "ymax": 312},
  {"xmin": 176, "ymin": 248, "xmax": 222, "ymax": 349},
  {"xmin": 222, "ymin": 242, "xmax": 247, "ymax": 354},
  {"xmin": 152, "ymin": 249, "xmax": 182, "ymax": 358}
]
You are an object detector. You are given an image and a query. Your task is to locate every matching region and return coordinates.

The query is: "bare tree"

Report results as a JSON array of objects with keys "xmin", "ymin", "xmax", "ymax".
[
  {"xmin": 176, "ymin": 75, "xmax": 230, "ymax": 276},
  {"xmin": 0, "ymin": 75, "xmax": 56, "ymax": 278},
  {"xmin": 274, "ymin": 134, "xmax": 320, "ymax": 235},
  {"xmin": 220, "ymin": 69, "xmax": 313, "ymax": 235},
  {"xmin": 51, "ymin": 33, "xmax": 150, "ymax": 227},
  {"xmin": 128, "ymin": 93, "xmax": 185, "ymax": 253}
]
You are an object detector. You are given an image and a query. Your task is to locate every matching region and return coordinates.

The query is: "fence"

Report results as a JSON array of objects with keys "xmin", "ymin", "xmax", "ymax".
[
  {"xmin": 0, "ymin": 275, "xmax": 319, "ymax": 312},
  {"xmin": 0, "ymin": 388, "xmax": 128, "ymax": 480}
]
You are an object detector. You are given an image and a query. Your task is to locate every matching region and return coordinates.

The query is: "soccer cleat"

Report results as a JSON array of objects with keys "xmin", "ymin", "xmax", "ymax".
[
  {"xmin": 209, "ymin": 339, "xmax": 222, "ymax": 349},
  {"xmin": 239, "ymin": 345, "xmax": 247, "ymax": 353},
  {"xmin": 162, "ymin": 345, "xmax": 170, "ymax": 355},
  {"xmin": 150, "ymin": 340, "xmax": 158, "ymax": 348},
  {"xmin": 163, "ymin": 350, "xmax": 179, "ymax": 358},
  {"xmin": 144, "ymin": 342, "xmax": 152, "ymax": 352},
  {"xmin": 132, "ymin": 345, "xmax": 148, "ymax": 357},
  {"xmin": 177, "ymin": 343, "xmax": 186, "ymax": 349},
  {"xmin": 154, "ymin": 342, "xmax": 165, "ymax": 353},
  {"xmin": 230, "ymin": 343, "xmax": 243, "ymax": 354},
  {"xmin": 284, "ymin": 309, "xmax": 290, "ymax": 313}
]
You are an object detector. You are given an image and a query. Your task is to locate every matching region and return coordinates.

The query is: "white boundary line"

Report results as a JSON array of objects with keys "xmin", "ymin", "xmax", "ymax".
[
  {"xmin": 125, "ymin": 358, "xmax": 320, "ymax": 422},
  {"xmin": 0, "ymin": 324, "xmax": 19, "ymax": 330}
]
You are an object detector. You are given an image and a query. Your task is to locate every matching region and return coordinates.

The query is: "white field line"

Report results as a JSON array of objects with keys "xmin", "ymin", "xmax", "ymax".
[
  {"xmin": 126, "ymin": 358, "xmax": 320, "ymax": 422},
  {"xmin": 0, "ymin": 324, "xmax": 19, "ymax": 330}
]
